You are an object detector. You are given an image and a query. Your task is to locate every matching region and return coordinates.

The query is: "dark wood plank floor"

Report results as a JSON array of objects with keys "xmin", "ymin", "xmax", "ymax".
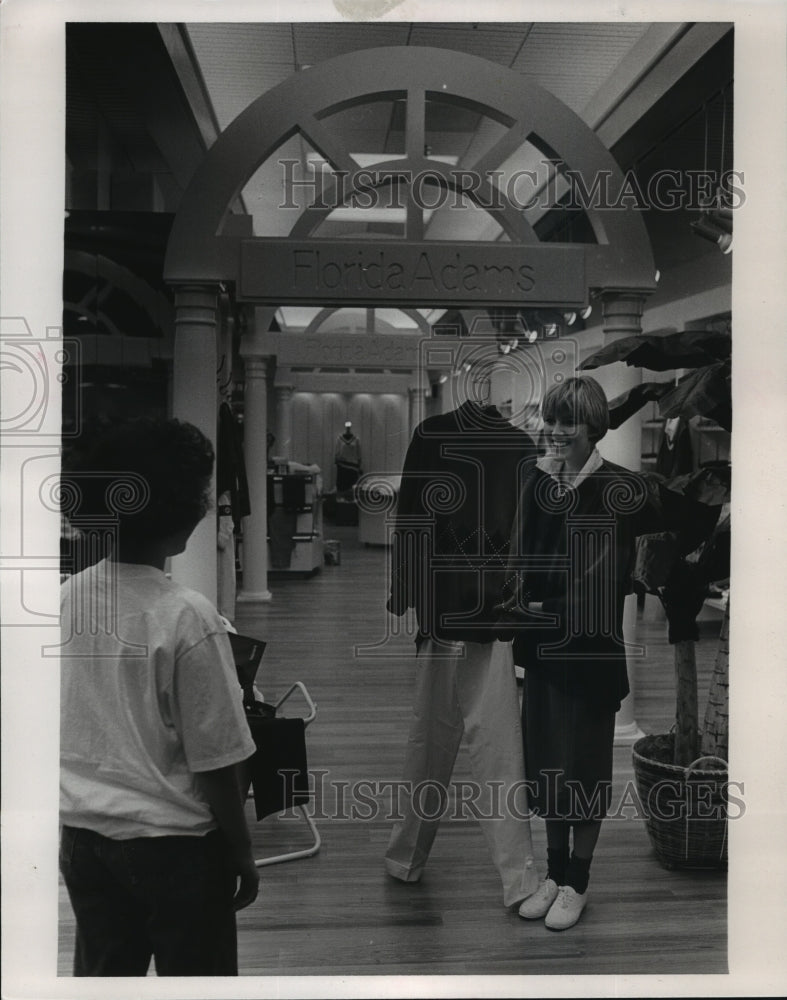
[{"xmin": 57, "ymin": 524, "xmax": 727, "ymax": 979}]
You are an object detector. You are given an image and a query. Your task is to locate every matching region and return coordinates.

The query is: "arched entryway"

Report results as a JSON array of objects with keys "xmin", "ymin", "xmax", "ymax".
[{"xmin": 163, "ymin": 44, "xmax": 657, "ymax": 617}]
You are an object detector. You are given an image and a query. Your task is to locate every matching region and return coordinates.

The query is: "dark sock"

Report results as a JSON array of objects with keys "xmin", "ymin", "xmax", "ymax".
[
  {"xmin": 566, "ymin": 853, "xmax": 592, "ymax": 894},
  {"xmin": 546, "ymin": 847, "xmax": 570, "ymax": 886}
]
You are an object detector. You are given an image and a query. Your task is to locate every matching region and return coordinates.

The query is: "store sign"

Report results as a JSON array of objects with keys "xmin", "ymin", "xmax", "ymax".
[
  {"xmin": 263, "ymin": 332, "xmax": 422, "ymax": 370},
  {"xmin": 239, "ymin": 239, "xmax": 586, "ymax": 306}
]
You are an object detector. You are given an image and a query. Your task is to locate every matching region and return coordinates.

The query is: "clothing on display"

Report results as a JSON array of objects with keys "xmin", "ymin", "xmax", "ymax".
[
  {"xmin": 655, "ymin": 416, "xmax": 694, "ymax": 478},
  {"xmin": 389, "ymin": 399, "xmax": 538, "ymax": 645},
  {"xmin": 334, "ymin": 426, "xmax": 362, "ymax": 492},
  {"xmin": 216, "ymin": 402, "xmax": 249, "ymax": 618},
  {"xmin": 218, "ymin": 401, "xmax": 251, "ymax": 529},
  {"xmin": 384, "ymin": 638, "xmax": 538, "ymax": 907},
  {"xmin": 385, "ymin": 400, "xmax": 539, "ymax": 906},
  {"xmin": 244, "ymin": 714, "xmax": 311, "ymax": 820}
]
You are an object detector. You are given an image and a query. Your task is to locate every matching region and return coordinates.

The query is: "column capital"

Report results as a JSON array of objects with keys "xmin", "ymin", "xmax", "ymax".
[
  {"xmin": 600, "ymin": 291, "xmax": 648, "ymax": 337},
  {"xmin": 244, "ymin": 356, "xmax": 270, "ymax": 379},
  {"xmin": 172, "ymin": 285, "xmax": 219, "ymax": 332},
  {"xmin": 274, "ymin": 383, "xmax": 295, "ymax": 399}
]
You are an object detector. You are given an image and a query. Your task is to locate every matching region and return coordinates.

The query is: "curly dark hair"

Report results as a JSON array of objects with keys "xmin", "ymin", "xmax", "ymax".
[{"xmin": 64, "ymin": 417, "xmax": 214, "ymax": 541}]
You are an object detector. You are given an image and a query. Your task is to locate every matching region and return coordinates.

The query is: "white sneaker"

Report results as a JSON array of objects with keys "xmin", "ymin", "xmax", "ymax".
[
  {"xmin": 544, "ymin": 885, "xmax": 588, "ymax": 930},
  {"xmin": 517, "ymin": 878, "xmax": 559, "ymax": 919}
]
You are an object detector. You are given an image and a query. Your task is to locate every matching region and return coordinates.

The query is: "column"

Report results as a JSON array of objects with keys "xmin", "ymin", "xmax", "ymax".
[
  {"xmin": 598, "ymin": 292, "xmax": 646, "ymax": 470},
  {"xmin": 274, "ymin": 384, "xmax": 295, "ymax": 461},
  {"xmin": 600, "ymin": 291, "xmax": 647, "ymax": 745},
  {"xmin": 407, "ymin": 386, "xmax": 422, "ymax": 440},
  {"xmin": 237, "ymin": 354, "xmax": 272, "ymax": 603},
  {"xmin": 170, "ymin": 284, "xmax": 219, "ymax": 604}
]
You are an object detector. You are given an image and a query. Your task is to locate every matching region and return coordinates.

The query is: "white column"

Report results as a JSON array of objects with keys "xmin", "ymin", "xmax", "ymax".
[
  {"xmin": 274, "ymin": 384, "xmax": 294, "ymax": 461},
  {"xmin": 237, "ymin": 354, "xmax": 272, "ymax": 603},
  {"xmin": 599, "ymin": 292, "xmax": 647, "ymax": 745},
  {"xmin": 598, "ymin": 292, "xmax": 646, "ymax": 471},
  {"xmin": 170, "ymin": 284, "xmax": 219, "ymax": 604}
]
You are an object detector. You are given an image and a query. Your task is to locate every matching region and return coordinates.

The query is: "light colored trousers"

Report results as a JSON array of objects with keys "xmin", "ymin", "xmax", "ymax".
[{"xmin": 385, "ymin": 638, "xmax": 537, "ymax": 907}]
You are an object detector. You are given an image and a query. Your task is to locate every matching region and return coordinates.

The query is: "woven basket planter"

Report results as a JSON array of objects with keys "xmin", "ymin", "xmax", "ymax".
[{"xmin": 632, "ymin": 733, "xmax": 728, "ymax": 871}]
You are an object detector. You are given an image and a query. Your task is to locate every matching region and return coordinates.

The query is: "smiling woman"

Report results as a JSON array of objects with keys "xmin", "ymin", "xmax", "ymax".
[
  {"xmin": 502, "ymin": 375, "xmax": 673, "ymax": 930},
  {"xmin": 541, "ymin": 376, "xmax": 611, "ymax": 475}
]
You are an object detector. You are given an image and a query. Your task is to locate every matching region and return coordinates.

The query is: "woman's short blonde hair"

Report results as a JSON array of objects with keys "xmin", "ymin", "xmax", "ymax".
[{"xmin": 541, "ymin": 376, "xmax": 610, "ymax": 443}]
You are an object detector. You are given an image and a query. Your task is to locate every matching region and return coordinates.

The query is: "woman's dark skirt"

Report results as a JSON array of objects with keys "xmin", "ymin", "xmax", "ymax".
[{"xmin": 522, "ymin": 667, "xmax": 616, "ymax": 821}]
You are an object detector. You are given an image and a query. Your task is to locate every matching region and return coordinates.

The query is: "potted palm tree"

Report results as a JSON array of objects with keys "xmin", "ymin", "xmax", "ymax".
[{"xmin": 579, "ymin": 326, "xmax": 731, "ymax": 869}]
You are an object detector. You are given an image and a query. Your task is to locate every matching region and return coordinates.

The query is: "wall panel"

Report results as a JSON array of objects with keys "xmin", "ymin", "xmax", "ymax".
[{"xmin": 289, "ymin": 390, "xmax": 408, "ymax": 491}]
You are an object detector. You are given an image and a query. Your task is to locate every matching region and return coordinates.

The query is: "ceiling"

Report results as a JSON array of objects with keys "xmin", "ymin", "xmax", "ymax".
[
  {"xmin": 184, "ymin": 21, "xmax": 651, "ymax": 131},
  {"xmin": 181, "ymin": 21, "xmax": 672, "ymax": 245}
]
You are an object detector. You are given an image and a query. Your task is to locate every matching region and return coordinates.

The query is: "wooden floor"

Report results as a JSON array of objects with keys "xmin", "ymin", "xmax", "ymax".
[{"xmin": 57, "ymin": 523, "xmax": 728, "ymax": 979}]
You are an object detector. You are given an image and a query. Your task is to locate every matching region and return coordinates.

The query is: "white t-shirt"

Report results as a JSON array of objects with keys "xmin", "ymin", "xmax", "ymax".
[{"xmin": 60, "ymin": 559, "xmax": 256, "ymax": 839}]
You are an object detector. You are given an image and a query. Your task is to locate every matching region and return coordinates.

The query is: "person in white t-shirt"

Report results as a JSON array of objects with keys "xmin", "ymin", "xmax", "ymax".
[{"xmin": 59, "ymin": 417, "xmax": 259, "ymax": 977}]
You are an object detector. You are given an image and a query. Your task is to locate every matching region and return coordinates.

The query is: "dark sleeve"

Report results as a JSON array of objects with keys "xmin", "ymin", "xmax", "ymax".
[
  {"xmin": 501, "ymin": 461, "xmax": 538, "ymax": 604},
  {"xmin": 387, "ymin": 425, "xmax": 426, "ymax": 614}
]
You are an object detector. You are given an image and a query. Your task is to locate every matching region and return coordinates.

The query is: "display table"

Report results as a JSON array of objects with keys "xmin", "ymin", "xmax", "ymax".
[
  {"xmin": 267, "ymin": 471, "xmax": 323, "ymax": 575},
  {"xmin": 356, "ymin": 475, "xmax": 400, "ymax": 546}
]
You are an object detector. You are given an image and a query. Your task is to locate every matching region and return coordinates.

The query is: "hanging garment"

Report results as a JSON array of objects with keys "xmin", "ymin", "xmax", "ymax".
[
  {"xmin": 655, "ymin": 416, "xmax": 694, "ymax": 479},
  {"xmin": 384, "ymin": 637, "xmax": 538, "ymax": 907},
  {"xmin": 217, "ymin": 402, "xmax": 251, "ymax": 529},
  {"xmin": 388, "ymin": 400, "xmax": 537, "ymax": 645},
  {"xmin": 244, "ymin": 715, "xmax": 311, "ymax": 820}
]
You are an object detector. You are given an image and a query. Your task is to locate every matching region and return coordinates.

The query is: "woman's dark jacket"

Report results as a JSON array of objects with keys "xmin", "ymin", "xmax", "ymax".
[{"xmin": 506, "ymin": 458, "xmax": 663, "ymax": 711}]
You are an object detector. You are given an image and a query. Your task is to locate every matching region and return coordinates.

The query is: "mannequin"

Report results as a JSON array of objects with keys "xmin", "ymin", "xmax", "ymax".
[
  {"xmin": 385, "ymin": 359, "xmax": 539, "ymax": 908},
  {"xmin": 334, "ymin": 421, "xmax": 362, "ymax": 494}
]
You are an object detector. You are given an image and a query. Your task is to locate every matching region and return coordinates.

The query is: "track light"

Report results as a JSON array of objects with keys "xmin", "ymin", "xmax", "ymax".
[
  {"xmin": 580, "ymin": 305, "xmax": 593, "ymax": 320},
  {"xmin": 563, "ymin": 311, "xmax": 577, "ymax": 326},
  {"xmin": 691, "ymin": 209, "xmax": 733, "ymax": 255}
]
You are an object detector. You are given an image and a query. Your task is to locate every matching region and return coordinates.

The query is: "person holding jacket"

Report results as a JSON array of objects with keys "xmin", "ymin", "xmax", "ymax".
[
  {"xmin": 385, "ymin": 366, "xmax": 539, "ymax": 910},
  {"xmin": 500, "ymin": 376, "xmax": 664, "ymax": 931}
]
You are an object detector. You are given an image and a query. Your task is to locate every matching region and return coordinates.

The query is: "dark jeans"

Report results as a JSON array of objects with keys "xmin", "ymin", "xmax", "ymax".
[{"xmin": 59, "ymin": 825, "xmax": 238, "ymax": 976}]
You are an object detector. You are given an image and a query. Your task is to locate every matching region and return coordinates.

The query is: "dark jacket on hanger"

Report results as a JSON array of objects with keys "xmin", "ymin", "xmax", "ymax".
[
  {"xmin": 217, "ymin": 402, "xmax": 251, "ymax": 529},
  {"xmin": 655, "ymin": 417, "xmax": 694, "ymax": 479},
  {"xmin": 388, "ymin": 400, "xmax": 536, "ymax": 645}
]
